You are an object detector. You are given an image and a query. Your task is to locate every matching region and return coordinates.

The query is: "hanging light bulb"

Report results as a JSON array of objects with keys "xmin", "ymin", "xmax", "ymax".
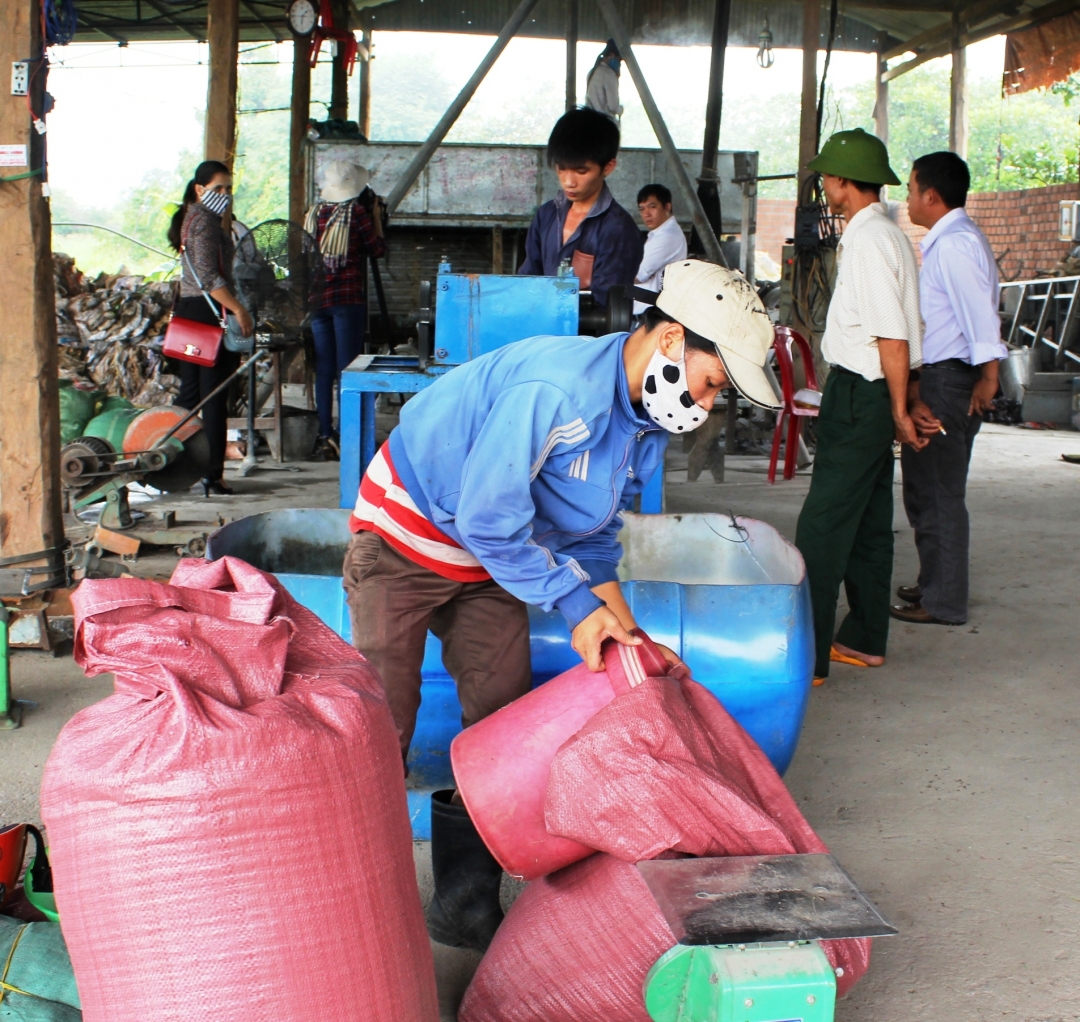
[{"xmin": 757, "ymin": 14, "xmax": 775, "ymax": 69}]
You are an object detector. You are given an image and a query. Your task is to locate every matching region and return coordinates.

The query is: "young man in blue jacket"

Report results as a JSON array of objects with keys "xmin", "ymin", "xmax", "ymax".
[
  {"xmin": 518, "ymin": 106, "xmax": 643, "ymax": 307},
  {"xmin": 343, "ymin": 259, "xmax": 779, "ymax": 952}
]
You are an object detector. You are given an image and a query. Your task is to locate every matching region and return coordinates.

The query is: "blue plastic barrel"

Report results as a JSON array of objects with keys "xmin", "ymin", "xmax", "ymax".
[{"xmin": 206, "ymin": 509, "xmax": 814, "ymax": 839}]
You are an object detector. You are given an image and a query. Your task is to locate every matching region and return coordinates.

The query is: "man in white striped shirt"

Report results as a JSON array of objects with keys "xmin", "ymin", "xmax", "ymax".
[{"xmin": 794, "ymin": 129, "xmax": 927, "ymax": 684}]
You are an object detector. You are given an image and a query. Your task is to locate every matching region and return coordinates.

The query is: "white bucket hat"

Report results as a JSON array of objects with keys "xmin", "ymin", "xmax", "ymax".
[
  {"xmin": 320, "ymin": 160, "xmax": 370, "ymax": 203},
  {"xmin": 654, "ymin": 260, "xmax": 781, "ymax": 409}
]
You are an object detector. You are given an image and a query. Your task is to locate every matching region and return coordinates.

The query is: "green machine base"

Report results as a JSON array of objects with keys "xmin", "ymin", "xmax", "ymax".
[
  {"xmin": 638, "ymin": 854, "xmax": 897, "ymax": 1022},
  {"xmin": 646, "ymin": 940, "xmax": 836, "ymax": 1022}
]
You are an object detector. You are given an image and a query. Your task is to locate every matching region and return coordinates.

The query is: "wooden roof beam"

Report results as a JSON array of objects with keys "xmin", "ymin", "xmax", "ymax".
[
  {"xmin": 75, "ymin": 10, "xmax": 130, "ymax": 42},
  {"xmin": 242, "ymin": 0, "xmax": 285, "ymax": 41},
  {"xmin": 883, "ymin": 0, "xmax": 1077, "ymax": 80},
  {"xmin": 883, "ymin": 0, "xmax": 1021, "ymax": 59},
  {"xmin": 142, "ymin": 0, "xmax": 204, "ymax": 39}
]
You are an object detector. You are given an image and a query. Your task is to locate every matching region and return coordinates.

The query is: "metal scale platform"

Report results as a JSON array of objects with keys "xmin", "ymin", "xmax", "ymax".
[{"xmin": 640, "ymin": 854, "xmax": 896, "ymax": 1022}]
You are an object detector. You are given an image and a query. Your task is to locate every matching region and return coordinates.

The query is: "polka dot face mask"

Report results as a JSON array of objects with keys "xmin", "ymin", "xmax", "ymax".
[{"xmin": 641, "ymin": 345, "xmax": 709, "ymax": 434}]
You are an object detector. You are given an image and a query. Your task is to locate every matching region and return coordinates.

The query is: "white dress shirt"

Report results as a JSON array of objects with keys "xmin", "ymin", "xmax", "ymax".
[
  {"xmin": 919, "ymin": 207, "xmax": 1007, "ymax": 366},
  {"xmin": 632, "ymin": 215, "xmax": 687, "ymax": 314},
  {"xmin": 822, "ymin": 202, "xmax": 923, "ymax": 381}
]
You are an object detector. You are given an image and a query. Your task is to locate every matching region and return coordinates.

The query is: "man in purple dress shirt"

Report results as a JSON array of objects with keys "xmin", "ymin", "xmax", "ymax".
[{"xmin": 896, "ymin": 151, "xmax": 1007, "ymax": 626}]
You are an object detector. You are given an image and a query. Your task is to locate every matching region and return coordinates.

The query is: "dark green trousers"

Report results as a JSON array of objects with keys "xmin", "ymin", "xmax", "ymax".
[{"xmin": 795, "ymin": 367, "xmax": 897, "ymax": 678}]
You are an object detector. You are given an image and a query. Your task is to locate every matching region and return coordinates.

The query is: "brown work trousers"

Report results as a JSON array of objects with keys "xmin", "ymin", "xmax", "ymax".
[{"xmin": 343, "ymin": 531, "xmax": 532, "ymax": 763}]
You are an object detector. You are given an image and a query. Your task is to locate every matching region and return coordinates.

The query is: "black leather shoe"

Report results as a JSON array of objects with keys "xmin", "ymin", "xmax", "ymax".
[
  {"xmin": 426, "ymin": 789, "xmax": 504, "ymax": 952},
  {"xmin": 889, "ymin": 601, "xmax": 957, "ymax": 625},
  {"xmin": 201, "ymin": 477, "xmax": 234, "ymax": 497},
  {"xmin": 896, "ymin": 584, "xmax": 922, "ymax": 603}
]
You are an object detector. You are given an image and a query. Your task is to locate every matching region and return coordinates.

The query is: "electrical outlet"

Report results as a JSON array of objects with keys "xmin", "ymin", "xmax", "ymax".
[{"xmin": 11, "ymin": 62, "xmax": 29, "ymax": 96}]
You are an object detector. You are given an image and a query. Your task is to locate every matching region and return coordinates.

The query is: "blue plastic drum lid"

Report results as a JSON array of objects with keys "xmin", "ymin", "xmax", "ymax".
[{"xmin": 206, "ymin": 510, "xmax": 814, "ymax": 840}]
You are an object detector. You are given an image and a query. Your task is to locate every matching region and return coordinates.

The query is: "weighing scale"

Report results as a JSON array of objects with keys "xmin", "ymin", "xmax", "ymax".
[{"xmin": 640, "ymin": 853, "xmax": 897, "ymax": 1022}]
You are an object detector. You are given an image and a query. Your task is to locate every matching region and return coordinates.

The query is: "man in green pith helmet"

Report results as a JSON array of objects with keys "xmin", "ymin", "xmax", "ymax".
[{"xmin": 794, "ymin": 128, "xmax": 929, "ymax": 685}]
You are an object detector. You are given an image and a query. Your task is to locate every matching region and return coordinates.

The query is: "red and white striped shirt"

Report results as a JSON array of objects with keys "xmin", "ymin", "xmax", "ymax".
[{"xmin": 350, "ymin": 444, "xmax": 491, "ymax": 583}]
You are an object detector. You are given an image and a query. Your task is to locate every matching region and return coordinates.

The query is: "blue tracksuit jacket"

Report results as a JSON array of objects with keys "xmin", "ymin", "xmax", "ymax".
[{"xmin": 388, "ymin": 331, "xmax": 667, "ymax": 628}]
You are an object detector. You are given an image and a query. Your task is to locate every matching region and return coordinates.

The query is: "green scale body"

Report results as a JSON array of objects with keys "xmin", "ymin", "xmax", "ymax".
[{"xmin": 645, "ymin": 940, "xmax": 836, "ymax": 1022}]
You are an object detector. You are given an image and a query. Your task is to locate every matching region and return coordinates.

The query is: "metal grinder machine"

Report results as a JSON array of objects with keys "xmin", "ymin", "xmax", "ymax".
[{"xmin": 640, "ymin": 853, "xmax": 896, "ymax": 1022}]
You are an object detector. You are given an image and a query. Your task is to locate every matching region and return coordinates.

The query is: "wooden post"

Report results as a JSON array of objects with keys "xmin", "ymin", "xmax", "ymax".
[
  {"xmin": 797, "ymin": 0, "xmax": 820, "ymax": 190},
  {"xmin": 0, "ymin": 0, "xmax": 64, "ymax": 590},
  {"xmin": 873, "ymin": 34, "xmax": 888, "ymax": 145},
  {"xmin": 492, "ymin": 226, "xmax": 504, "ymax": 274},
  {"xmin": 290, "ymin": 32, "xmax": 312, "ymax": 225},
  {"xmin": 949, "ymin": 12, "xmax": 968, "ymax": 159},
  {"xmin": 358, "ymin": 27, "xmax": 372, "ymax": 138},
  {"xmin": 205, "ymin": 0, "xmax": 240, "ymax": 165},
  {"xmin": 329, "ymin": 0, "xmax": 350, "ymax": 121},
  {"xmin": 565, "ymin": 0, "xmax": 578, "ymax": 111}
]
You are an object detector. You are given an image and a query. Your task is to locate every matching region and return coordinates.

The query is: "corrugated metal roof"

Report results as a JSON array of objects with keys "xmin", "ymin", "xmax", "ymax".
[{"xmin": 66, "ymin": 0, "xmax": 1067, "ymax": 65}]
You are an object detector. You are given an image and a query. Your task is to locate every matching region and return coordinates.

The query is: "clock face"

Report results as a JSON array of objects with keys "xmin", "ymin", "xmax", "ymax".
[{"xmin": 288, "ymin": 0, "xmax": 317, "ymax": 35}]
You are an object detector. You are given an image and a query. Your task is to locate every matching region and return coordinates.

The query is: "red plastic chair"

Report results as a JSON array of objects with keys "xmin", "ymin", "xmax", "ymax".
[{"xmin": 768, "ymin": 326, "xmax": 820, "ymax": 483}]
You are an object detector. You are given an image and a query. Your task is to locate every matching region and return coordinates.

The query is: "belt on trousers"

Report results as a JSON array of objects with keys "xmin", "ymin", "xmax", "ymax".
[{"xmin": 922, "ymin": 358, "xmax": 977, "ymax": 372}]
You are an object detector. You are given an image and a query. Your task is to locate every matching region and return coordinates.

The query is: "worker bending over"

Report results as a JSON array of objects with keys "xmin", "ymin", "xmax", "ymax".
[
  {"xmin": 519, "ymin": 107, "xmax": 642, "ymax": 307},
  {"xmin": 343, "ymin": 260, "xmax": 778, "ymax": 951},
  {"xmin": 895, "ymin": 151, "xmax": 1006, "ymax": 625},
  {"xmin": 794, "ymin": 129, "xmax": 925, "ymax": 684}
]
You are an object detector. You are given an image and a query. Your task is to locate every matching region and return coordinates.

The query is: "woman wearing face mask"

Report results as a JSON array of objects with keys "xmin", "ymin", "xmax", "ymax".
[
  {"xmin": 341, "ymin": 259, "xmax": 780, "ymax": 954},
  {"xmin": 166, "ymin": 160, "xmax": 254, "ymax": 496},
  {"xmin": 584, "ymin": 39, "xmax": 623, "ymax": 122}
]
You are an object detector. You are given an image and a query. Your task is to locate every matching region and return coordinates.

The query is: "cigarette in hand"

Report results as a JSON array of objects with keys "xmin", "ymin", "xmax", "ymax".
[{"xmin": 938, "ymin": 427, "xmax": 947, "ymax": 436}]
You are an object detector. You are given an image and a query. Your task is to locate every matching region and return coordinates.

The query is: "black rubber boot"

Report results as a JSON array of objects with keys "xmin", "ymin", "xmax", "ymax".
[{"xmin": 426, "ymin": 789, "xmax": 505, "ymax": 951}]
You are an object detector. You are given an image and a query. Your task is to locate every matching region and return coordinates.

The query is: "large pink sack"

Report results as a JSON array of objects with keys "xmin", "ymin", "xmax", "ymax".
[
  {"xmin": 452, "ymin": 632, "xmax": 669, "ymax": 880},
  {"xmin": 40, "ymin": 557, "xmax": 438, "ymax": 1022},
  {"xmin": 460, "ymin": 675, "xmax": 870, "ymax": 1022}
]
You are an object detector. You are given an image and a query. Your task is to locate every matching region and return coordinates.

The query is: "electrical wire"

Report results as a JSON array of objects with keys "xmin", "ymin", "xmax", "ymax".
[
  {"xmin": 52, "ymin": 222, "xmax": 177, "ymax": 259},
  {"xmin": 43, "ymin": 0, "xmax": 78, "ymax": 46}
]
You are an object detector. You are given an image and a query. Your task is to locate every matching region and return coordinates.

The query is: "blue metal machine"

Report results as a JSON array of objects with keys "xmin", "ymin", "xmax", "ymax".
[
  {"xmin": 206, "ymin": 508, "xmax": 814, "ymax": 839},
  {"xmin": 338, "ymin": 262, "xmax": 662, "ymax": 513}
]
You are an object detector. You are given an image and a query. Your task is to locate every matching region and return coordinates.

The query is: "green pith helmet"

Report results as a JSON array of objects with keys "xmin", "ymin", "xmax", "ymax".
[{"xmin": 806, "ymin": 127, "xmax": 900, "ymax": 186}]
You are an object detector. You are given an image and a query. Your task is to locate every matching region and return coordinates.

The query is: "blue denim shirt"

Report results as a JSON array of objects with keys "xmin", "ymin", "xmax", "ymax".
[{"xmin": 518, "ymin": 184, "xmax": 644, "ymax": 307}]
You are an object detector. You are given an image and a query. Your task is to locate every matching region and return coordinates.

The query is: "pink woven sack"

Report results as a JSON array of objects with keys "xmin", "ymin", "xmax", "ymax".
[
  {"xmin": 40, "ymin": 557, "xmax": 438, "ymax": 1022},
  {"xmin": 460, "ymin": 675, "xmax": 870, "ymax": 1022}
]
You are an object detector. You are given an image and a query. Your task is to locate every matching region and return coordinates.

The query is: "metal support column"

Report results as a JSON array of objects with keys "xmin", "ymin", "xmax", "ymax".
[
  {"xmin": 386, "ymin": 0, "xmax": 542, "ymax": 213},
  {"xmin": 697, "ymin": 0, "xmax": 732, "ymax": 244},
  {"xmin": 358, "ymin": 27, "xmax": 372, "ymax": 137},
  {"xmin": 595, "ymin": 0, "xmax": 726, "ymax": 267},
  {"xmin": 565, "ymin": 0, "xmax": 578, "ymax": 111},
  {"xmin": 873, "ymin": 33, "xmax": 888, "ymax": 145}
]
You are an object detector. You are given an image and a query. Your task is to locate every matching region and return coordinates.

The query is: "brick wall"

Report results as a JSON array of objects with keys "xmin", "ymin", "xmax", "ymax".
[
  {"xmin": 966, "ymin": 182, "xmax": 1078, "ymax": 280},
  {"xmin": 756, "ymin": 198, "xmax": 796, "ymax": 265},
  {"xmin": 755, "ymin": 183, "xmax": 1079, "ymax": 280}
]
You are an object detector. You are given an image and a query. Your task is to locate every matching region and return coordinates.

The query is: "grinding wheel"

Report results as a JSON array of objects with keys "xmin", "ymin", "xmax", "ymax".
[{"xmin": 123, "ymin": 407, "xmax": 209, "ymax": 493}]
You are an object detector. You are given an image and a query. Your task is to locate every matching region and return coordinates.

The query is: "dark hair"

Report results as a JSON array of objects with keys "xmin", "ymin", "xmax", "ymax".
[
  {"xmin": 638, "ymin": 183, "xmax": 673, "ymax": 207},
  {"xmin": 547, "ymin": 108, "xmax": 620, "ymax": 170},
  {"xmin": 167, "ymin": 159, "xmax": 231, "ymax": 252},
  {"xmin": 911, "ymin": 151, "xmax": 970, "ymax": 209},
  {"xmin": 848, "ymin": 179, "xmax": 884, "ymax": 195},
  {"xmin": 642, "ymin": 306, "xmax": 717, "ymax": 355}
]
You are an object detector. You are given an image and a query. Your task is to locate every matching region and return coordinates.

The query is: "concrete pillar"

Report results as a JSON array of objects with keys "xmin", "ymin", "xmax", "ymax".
[
  {"xmin": 329, "ymin": 0, "xmax": 350, "ymax": 121},
  {"xmin": 873, "ymin": 36, "xmax": 888, "ymax": 145},
  {"xmin": 205, "ymin": 0, "xmax": 240, "ymax": 165},
  {"xmin": 949, "ymin": 13, "xmax": 968, "ymax": 159},
  {"xmin": 290, "ymin": 31, "xmax": 312, "ymax": 225},
  {"xmin": 358, "ymin": 28, "xmax": 372, "ymax": 138},
  {"xmin": 0, "ymin": 0, "xmax": 64, "ymax": 588},
  {"xmin": 565, "ymin": 0, "xmax": 578, "ymax": 111},
  {"xmin": 798, "ymin": 0, "xmax": 820, "ymax": 190}
]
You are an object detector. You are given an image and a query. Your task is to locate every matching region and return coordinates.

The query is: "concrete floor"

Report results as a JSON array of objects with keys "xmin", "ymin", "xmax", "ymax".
[{"xmin": 3, "ymin": 424, "xmax": 1079, "ymax": 1020}]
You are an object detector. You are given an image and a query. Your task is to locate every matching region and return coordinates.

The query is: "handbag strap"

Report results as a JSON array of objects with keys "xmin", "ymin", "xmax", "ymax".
[{"xmin": 180, "ymin": 213, "xmax": 227, "ymax": 328}]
